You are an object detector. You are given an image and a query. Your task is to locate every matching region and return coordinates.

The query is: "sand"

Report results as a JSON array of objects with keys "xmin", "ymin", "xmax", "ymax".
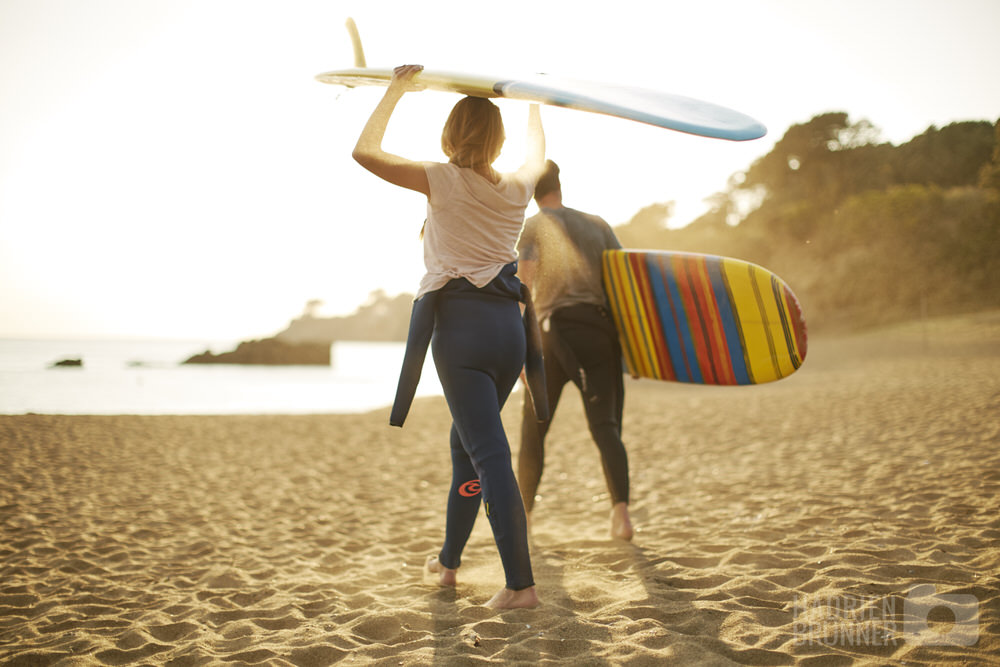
[{"xmin": 2, "ymin": 312, "xmax": 999, "ymax": 666}]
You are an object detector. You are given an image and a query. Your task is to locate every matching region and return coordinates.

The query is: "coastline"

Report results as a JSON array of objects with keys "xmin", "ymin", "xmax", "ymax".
[{"xmin": 1, "ymin": 313, "xmax": 998, "ymax": 664}]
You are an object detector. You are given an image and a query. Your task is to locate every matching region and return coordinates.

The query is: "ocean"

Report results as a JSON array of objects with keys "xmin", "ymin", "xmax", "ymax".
[{"xmin": 0, "ymin": 338, "xmax": 443, "ymax": 415}]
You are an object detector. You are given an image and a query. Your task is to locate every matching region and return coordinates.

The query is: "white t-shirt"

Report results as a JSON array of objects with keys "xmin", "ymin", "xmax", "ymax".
[{"xmin": 416, "ymin": 162, "xmax": 536, "ymax": 298}]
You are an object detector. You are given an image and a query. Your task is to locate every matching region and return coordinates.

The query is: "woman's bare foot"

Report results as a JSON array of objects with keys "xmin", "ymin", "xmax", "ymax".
[
  {"xmin": 610, "ymin": 502, "xmax": 634, "ymax": 541},
  {"xmin": 485, "ymin": 586, "xmax": 540, "ymax": 609},
  {"xmin": 426, "ymin": 556, "xmax": 457, "ymax": 586}
]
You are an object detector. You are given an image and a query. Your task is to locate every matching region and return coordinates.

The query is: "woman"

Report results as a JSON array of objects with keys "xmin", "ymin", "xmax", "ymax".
[{"xmin": 353, "ymin": 64, "xmax": 546, "ymax": 609}]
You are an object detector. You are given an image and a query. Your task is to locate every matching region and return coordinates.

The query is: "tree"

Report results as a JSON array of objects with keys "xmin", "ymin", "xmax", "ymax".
[
  {"xmin": 733, "ymin": 113, "xmax": 888, "ymax": 239},
  {"xmin": 978, "ymin": 119, "xmax": 1000, "ymax": 191},
  {"xmin": 302, "ymin": 299, "xmax": 323, "ymax": 318},
  {"xmin": 613, "ymin": 202, "xmax": 673, "ymax": 248},
  {"xmin": 893, "ymin": 121, "xmax": 995, "ymax": 188},
  {"xmin": 742, "ymin": 112, "xmax": 857, "ymax": 200}
]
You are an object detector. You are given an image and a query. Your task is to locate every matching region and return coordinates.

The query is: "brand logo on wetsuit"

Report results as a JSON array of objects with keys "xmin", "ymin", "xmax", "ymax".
[{"xmin": 458, "ymin": 480, "xmax": 481, "ymax": 497}]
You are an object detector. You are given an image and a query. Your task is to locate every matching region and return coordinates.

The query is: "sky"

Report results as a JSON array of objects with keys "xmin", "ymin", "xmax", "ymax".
[{"xmin": 1, "ymin": 0, "xmax": 998, "ymax": 341}]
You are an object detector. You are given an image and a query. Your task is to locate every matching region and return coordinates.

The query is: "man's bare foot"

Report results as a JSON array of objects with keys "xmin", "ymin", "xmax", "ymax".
[
  {"xmin": 426, "ymin": 556, "xmax": 457, "ymax": 586},
  {"xmin": 610, "ymin": 502, "xmax": 634, "ymax": 541},
  {"xmin": 485, "ymin": 586, "xmax": 540, "ymax": 609}
]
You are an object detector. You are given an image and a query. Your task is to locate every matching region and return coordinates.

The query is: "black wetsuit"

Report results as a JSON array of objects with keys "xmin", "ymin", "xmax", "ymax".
[{"xmin": 517, "ymin": 206, "xmax": 629, "ymax": 513}]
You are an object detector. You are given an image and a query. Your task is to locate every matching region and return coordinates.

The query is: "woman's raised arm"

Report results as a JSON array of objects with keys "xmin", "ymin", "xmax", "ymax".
[
  {"xmin": 521, "ymin": 104, "xmax": 546, "ymax": 178},
  {"xmin": 352, "ymin": 64, "xmax": 431, "ymax": 196}
]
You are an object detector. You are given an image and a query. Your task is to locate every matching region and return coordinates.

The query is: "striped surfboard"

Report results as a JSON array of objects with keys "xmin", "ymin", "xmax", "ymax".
[{"xmin": 602, "ymin": 250, "xmax": 808, "ymax": 385}]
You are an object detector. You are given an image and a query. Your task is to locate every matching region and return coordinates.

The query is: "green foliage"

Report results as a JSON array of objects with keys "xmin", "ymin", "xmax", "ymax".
[
  {"xmin": 614, "ymin": 202, "xmax": 673, "ymax": 248},
  {"xmin": 612, "ymin": 113, "xmax": 1000, "ymax": 331},
  {"xmin": 978, "ymin": 120, "xmax": 1000, "ymax": 191},
  {"xmin": 894, "ymin": 121, "xmax": 996, "ymax": 188},
  {"xmin": 828, "ymin": 184, "xmax": 946, "ymax": 245}
]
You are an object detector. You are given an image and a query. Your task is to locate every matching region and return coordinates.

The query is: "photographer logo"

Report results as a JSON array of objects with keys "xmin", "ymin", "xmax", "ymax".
[{"xmin": 903, "ymin": 584, "xmax": 979, "ymax": 647}]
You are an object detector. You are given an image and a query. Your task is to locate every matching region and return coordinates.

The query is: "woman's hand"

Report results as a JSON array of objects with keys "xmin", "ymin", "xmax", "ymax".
[{"xmin": 389, "ymin": 64, "xmax": 425, "ymax": 92}]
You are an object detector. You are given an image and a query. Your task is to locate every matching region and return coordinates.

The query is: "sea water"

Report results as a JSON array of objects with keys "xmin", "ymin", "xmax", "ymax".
[{"xmin": 0, "ymin": 338, "xmax": 443, "ymax": 415}]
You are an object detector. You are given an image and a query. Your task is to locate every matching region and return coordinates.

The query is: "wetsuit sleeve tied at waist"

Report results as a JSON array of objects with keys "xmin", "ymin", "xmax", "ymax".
[{"xmin": 388, "ymin": 281, "xmax": 549, "ymax": 427}]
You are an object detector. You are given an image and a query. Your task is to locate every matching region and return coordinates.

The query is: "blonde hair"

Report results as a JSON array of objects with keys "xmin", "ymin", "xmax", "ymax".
[{"xmin": 441, "ymin": 96, "xmax": 505, "ymax": 169}]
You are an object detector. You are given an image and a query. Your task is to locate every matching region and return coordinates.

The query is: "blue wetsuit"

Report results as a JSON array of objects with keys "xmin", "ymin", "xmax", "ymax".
[
  {"xmin": 433, "ymin": 276, "xmax": 531, "ymax": 589},
  {"xmin": 391, "ymin": 263, "xmax": 545, "ymax": 591}
]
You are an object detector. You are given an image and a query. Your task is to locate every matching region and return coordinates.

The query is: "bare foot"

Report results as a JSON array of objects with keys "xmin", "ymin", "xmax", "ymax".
[
  {"xmin": 426, "ymin": 556, "xmax": 457, "ymax": 586},
  {"xmin": 610, "ymin": 502, "xmax": 634, "ymax": 541},
  {"xmin": 485, "ymin": 586, "xmax": 540, "ymax": 609}
]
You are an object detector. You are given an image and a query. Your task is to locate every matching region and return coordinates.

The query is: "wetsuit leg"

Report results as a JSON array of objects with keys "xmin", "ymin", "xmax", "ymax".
[
  {"xmin": 518, "ymin": 331, "xmax": 569, "ymax": 513},
  {"xmin": 555, "ymin": 306, "xmax": 630, "ymax": 506},
  {"xmin": 439, "ymin": 423, "xmax": 480, "ymax": 569},
  {"xmin": 432, "ymin": 293, "xmax": 534, "ymax": 591}
]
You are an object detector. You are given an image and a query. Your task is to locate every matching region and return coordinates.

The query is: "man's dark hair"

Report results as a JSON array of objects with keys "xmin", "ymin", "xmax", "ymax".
[{"xmin": 534, "ymin": 160, "xmax": 561, "ymax": 202}]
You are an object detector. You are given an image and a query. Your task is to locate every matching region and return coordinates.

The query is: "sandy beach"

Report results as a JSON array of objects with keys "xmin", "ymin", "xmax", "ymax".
[{"xmin": 2, "ymin": 313, "xmax": 998, "ymax": 666}]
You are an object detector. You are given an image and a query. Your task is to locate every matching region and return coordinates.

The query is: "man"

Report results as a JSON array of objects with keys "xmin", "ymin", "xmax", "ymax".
[{"xmin": 517, "ymin": 160, "xmax": 633, "ymax": 540}]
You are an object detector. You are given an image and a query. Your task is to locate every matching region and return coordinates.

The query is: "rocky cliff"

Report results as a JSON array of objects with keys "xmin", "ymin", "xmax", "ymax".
[{"xmin": 183, "ymin": 338, "xmax": 331, "ymax": 366}]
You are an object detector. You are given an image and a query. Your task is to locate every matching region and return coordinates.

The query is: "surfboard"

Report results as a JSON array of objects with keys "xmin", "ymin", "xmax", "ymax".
[
  {"xmin": 601, "ymin": 249, "xmax": 807, "ymax": 385},
  {"xmin": 316, "ymin": 20, "xmax": 766, "ymax": 142}
]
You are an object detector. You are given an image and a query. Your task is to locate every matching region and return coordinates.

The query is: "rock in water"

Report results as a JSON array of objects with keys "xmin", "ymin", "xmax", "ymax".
[{"xmin": 183, "ymin": 338, "xmax": 330, "ymax": 365}]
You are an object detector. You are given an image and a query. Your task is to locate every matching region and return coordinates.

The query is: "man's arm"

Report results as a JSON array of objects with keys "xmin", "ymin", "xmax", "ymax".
[{"xmin": 517, "ymin": 258, "xmax": 537, "ymax": 292}]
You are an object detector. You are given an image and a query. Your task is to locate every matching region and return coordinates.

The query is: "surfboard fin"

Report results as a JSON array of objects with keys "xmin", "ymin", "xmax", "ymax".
[{"xmin": 345, "ymin": 17, "xmax": 366, "ymax": 68}]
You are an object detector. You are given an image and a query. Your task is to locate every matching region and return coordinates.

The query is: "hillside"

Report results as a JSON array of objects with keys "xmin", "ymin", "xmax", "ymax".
[
  {"xmin": 274, "ymin": 292, "xmax": 413, "ymax": 344},
  {"xmin": 284, "ymin": 114, "xmax": 999, "ymax": 341},
  {"xmin": 614, "ymin": 114, "xmax": 1000, "ymax": 332}
]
